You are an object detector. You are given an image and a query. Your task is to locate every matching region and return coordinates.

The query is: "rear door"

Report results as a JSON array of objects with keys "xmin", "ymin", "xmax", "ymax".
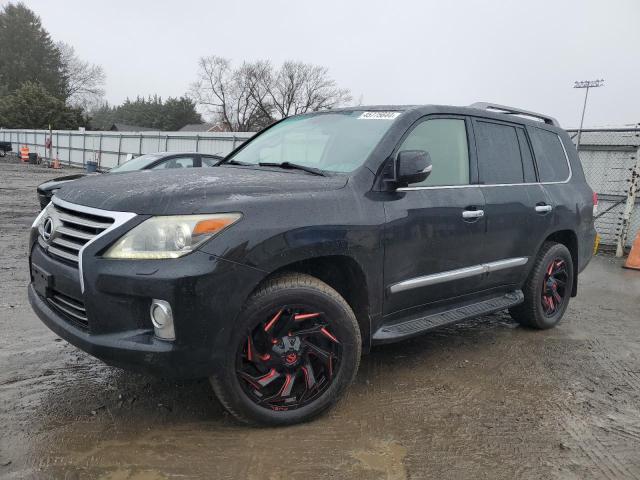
[
  {"xmin": 383, "ymin": 116, "xmax": 487, "ymax": 316},
  {"xmin": 527, "ymin": 126, "xmax": 573, "ymax": 227},
  {"xmin": 472, "ymin": 118, "xmax": 551, "ymax": 290}
]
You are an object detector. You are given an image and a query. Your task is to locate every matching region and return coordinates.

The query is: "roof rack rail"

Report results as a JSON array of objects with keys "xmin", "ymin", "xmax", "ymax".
[{"xmin": 469, "ymin": 102, "xmax": 560, "ymax": 127}]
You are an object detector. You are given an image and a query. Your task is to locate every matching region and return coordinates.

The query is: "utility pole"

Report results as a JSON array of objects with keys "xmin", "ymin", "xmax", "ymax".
[
  {"xmin": 573, "ymin": 79, "xmax": 604, "ymax": 151},
  {"xmin": 48, "ymin": 124, "xmax": 53, "ymax": 166}
]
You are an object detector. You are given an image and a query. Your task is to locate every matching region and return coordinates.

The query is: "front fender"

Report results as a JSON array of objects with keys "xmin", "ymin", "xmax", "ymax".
[{"xmin": 198, "ymin": 188, "xmax": 386, "ymax": 327}]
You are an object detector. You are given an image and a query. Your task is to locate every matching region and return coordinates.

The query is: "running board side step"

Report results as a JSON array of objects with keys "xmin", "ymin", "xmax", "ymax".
[{"xmin": 372, "ymin": 290, "xmax": 524, "ymax": 343}]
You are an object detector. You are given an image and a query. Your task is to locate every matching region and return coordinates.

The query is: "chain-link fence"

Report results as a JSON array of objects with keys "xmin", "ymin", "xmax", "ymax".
[
  {"xmin": 567, "ymin": 127, "xmax": 640, "ymax": 254},
  {"xmin": 0, "ymin": 129, "xmax": 255, "ymax": 169}
]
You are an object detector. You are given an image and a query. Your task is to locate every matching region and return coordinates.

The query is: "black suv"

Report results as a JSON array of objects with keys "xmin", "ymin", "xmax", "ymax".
[{"xmin": 28, "ymin": 103, "xmax": 596, "ymax": 425}]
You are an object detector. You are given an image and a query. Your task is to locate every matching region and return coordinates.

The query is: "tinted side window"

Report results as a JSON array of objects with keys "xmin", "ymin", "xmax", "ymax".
[
  {"xmin": 529, "ymin": 127, "xmax": 570, "ymax": 182},
  {"xmin": 475, "ymin": 121, "xmax": 524, "ymax": 184},
  {"xmin": 398, "ymin": 118, "xmax": 469, "ymax": 186}
]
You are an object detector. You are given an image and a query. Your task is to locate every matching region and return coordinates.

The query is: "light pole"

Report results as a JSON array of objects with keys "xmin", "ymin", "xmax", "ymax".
[{"xmin": 573, "ymin": 79, "xmax": 604, "ymax": 151}]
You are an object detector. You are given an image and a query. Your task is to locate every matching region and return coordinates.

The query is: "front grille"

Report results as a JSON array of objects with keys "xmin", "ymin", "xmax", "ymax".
[
  {"xmin": 47, "ymin": 289, "xmax": 88, "ymax": 328},
  {"xmin": 40, "ymin": 203, "xmax": 115, "ymax": 265}
]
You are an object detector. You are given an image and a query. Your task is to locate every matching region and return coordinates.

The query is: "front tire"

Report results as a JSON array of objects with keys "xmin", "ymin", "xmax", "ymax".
[
  {"xmin": 509, "ymin": 241, "xmax": 574, "ymax": 329},
  {"xmin": 210, "ymin": 273, "xmax": 362, "ymax": 426}
]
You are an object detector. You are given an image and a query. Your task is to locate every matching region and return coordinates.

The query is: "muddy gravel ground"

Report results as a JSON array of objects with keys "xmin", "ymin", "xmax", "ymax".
[{"xmin": 1, "ymin": 157, "xmax": 639, "ymax": 480}]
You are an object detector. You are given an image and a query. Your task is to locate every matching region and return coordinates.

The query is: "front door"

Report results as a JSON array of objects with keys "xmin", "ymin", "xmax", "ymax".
[{"xmin": 383, "ymin": 116, "xmax": 487, "ymax": 316}]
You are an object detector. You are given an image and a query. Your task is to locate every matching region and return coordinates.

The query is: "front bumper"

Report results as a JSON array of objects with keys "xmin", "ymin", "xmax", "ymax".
[
  {"xmin": 28, "ymin": 284, "xmax": 189, "ymax": 374},
  {"xmin": 28, "ymin": 243, "xmax": 266, "ymax": 378}
]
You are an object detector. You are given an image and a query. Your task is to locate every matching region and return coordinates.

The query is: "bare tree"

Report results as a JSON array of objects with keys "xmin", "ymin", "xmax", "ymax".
[
  {"xmin": 264, "ymin": 62, "xmax": 351, "ymax": 118},
  {"xmin": 189, "ymin": 56, "xmax": 270, "ymax": 132},
  {"xmin": 190, "ymin": 56, "xmax": 351, "ymax": 131},
  {"xmin": 57, "ymin": 42, "xmax": 105, "ymax": 109}
]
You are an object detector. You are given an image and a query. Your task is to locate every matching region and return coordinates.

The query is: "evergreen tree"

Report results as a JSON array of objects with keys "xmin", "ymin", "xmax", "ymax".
[
  {"xmin": 162, "ymin": 97, "xmax": 202, "ymax": 130},
  {"xmin": 0, "ymin": 82, "xmax": 86, "ymax": 129},
  {"xmin": 88, "ymin": 102, "xmax": 116, "ymax": 130},
  {"xmin": 89, "ymin": 96, "xmax": 202, "ymax": 131},
  {"xmin": 0, "ymin": 3, "xmax": 67, "ymax": 99}
]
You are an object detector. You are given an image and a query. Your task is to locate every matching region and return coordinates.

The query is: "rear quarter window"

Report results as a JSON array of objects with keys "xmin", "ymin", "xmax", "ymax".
[{"xmin": 529, "ymin": 127, "xmax": 570, "ymax": 182}]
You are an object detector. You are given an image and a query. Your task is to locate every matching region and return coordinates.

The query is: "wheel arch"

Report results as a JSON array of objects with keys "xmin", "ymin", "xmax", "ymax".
[{"xmin": 253, "ymin": 255, "xmax": 372, "ymax": 352}]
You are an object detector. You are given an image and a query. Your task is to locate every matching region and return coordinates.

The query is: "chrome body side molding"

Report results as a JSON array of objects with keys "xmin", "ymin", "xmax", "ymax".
[{"xmin": 388, "ymin": 257, "xmax": 529, "ymax": 294}]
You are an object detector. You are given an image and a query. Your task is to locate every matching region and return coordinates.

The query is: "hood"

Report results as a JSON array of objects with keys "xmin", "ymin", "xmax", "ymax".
[
  {"xmin": 55, "ymin": 166, "xmax": 348, "ymax": 215},
  {"xmin": 37, "ymin": 173, "xmax": 95, "ymax": 193}
]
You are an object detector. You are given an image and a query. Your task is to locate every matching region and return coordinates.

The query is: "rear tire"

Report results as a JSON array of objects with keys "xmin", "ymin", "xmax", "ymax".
[
  {"xmin": 210, "ymin": 272, "xmax": 361, "ymax": 426},
  {"xmin": 509, "ymin": 242, "xmax": 574, "ymax": 329}
]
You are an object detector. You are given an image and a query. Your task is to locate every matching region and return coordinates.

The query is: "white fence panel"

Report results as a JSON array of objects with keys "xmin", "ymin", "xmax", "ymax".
[
  {"xmin": 166, "ymin": 135, "xmax": 197, "ymax": 153},
  {"xmin": 0, "ymin": 129, "xmax": 254, "ymax": 169}
]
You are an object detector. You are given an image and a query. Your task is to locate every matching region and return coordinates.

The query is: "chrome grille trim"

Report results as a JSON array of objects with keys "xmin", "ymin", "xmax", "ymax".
[
  {"xmin": 57, "ymin": 225, "xmax": 94, "ymax": 241},
  {"xmin": 41, "ymin": 202, "xmax": 114, "ymax": 265},
  {"xmin": 40, "ymin": 232, "xmax": 80, "ymax": 262},
  {"xmin": 48, "ymin": 300, "xmax": 86, "ymax": 322},
  {"xmin": 52, "ymin": 293, "xmax": 86, "ymax": 313},
  {"xmin": 44, "ymin": 198, "xmax": 137, "ymax": 292},
  {"xmin": 48, "ymin": 245, "xmax": 79, "ymax": 263},
  {"xmin": 47, "ymin": 291, "xmax": 88, "ymax": 326},
  {"xmin": 57, "ymin": 211, "xmax": 114, "ymax": 230},
  {"xmin": 50, "ymin": 236, "xmax": 84, "ymax": 252}
]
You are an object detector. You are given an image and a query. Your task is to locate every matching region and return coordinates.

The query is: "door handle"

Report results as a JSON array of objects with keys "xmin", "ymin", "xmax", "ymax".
[
  {"xmin": 462, "ymin": 209, "xmax": 484, "ymax": 219},
  {"xmin": 535, "ymin": 205, "xmax": 553, "ymax": 213}
]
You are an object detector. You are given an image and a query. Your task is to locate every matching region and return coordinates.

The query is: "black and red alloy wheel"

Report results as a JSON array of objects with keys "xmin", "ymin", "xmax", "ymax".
[
  {"xmin": 236, "ymin": 306, "xmax": 342, "ymax": 411},
  {"xmin": 541, "ymin": 257, "xmax": 568, "ymax": 316}
]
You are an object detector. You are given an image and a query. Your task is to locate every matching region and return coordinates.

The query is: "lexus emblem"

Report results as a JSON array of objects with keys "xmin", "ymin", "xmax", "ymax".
[{"xmin": 42, "ymin": 217, "xmax": 54, "ymax": 241}]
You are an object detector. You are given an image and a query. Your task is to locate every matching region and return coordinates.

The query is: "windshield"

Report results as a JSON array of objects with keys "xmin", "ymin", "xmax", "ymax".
[
  {"xmin": 109, "ymin": 153, "xmax": 163, "ymax": 173},
  {"xmin": 227, "ymin": 111, "xmax": 400, "ymax": 173}
]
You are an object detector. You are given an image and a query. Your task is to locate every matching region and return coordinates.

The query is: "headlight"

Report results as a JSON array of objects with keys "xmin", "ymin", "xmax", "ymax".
[{"xmin": 104, "ymin": 213, "xmax": 241, "ymax": 259}]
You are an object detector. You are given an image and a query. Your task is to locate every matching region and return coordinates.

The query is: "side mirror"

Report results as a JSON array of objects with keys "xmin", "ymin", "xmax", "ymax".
[{"xmin": 394, "ymin": 150, "xmax": 432, "ymax": 186}]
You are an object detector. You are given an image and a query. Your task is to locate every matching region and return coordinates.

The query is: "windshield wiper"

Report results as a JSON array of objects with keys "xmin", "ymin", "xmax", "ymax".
[
  {"xmin": 216, "ymin": 158, "xmax": 251, "ymax": 166},
  {"xmin": 258, "ymin": 161, "xmax": 327, "ymax": 177}
]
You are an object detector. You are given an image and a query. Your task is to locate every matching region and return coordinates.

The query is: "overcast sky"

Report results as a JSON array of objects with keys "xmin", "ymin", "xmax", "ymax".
[{"xmin": 9, "ymin": 0, "xmax": 640, "ymax": 128}]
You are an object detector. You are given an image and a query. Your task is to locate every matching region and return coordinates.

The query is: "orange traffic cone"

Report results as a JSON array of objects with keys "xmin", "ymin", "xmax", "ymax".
[
  {"xmin": 624, "ymin": 232, "xmax": 640, "ymax": 270},
  {"xmin": 20, "ymin": 145, "xmax": 29, "ymax": 163}
]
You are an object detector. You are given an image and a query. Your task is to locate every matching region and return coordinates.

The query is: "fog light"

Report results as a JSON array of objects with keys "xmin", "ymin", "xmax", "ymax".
[{"xmin": 150, "ymin": 299, "xmax": 175, "ymax": 340}]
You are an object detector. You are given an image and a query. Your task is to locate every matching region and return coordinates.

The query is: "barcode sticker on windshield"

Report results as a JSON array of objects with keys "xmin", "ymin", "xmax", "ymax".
[{"xmin": 358, "ymin": 111, "xmax": 401, "ymax": 120}]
